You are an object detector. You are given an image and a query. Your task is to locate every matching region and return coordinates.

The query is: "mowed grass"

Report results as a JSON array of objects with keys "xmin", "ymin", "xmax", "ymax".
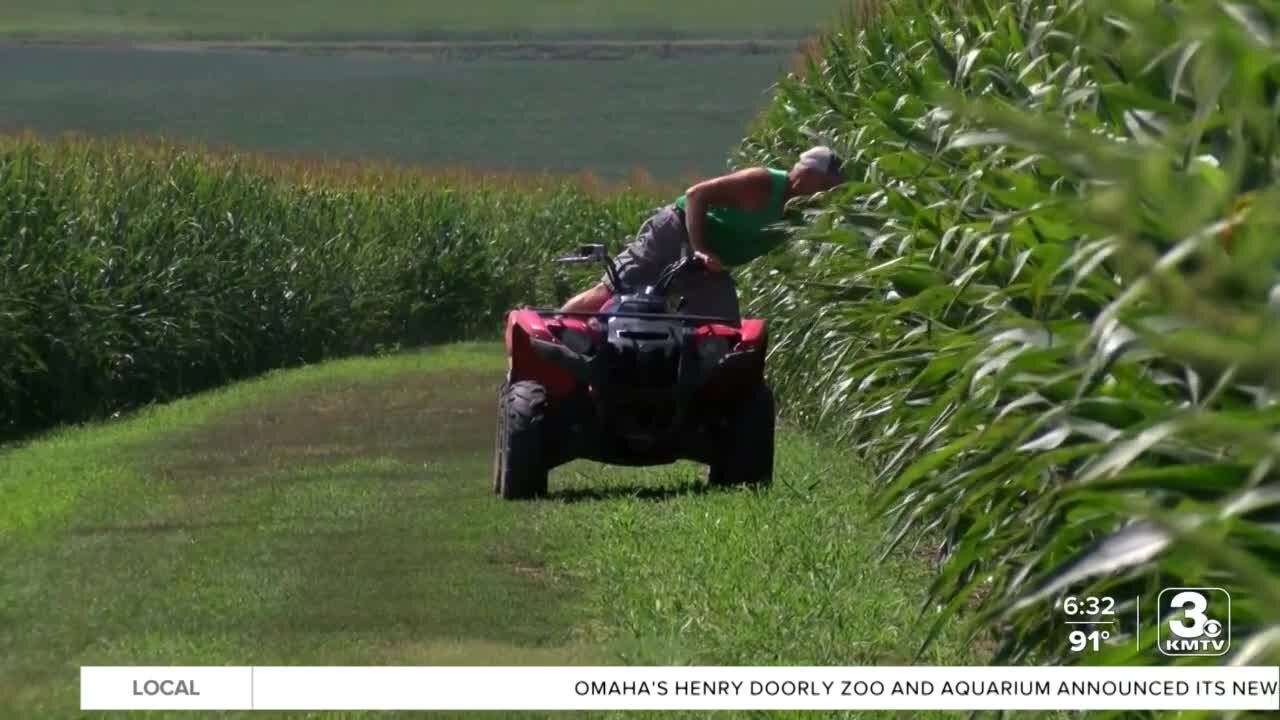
[
  {"xmin": 0, "ymin": 45, "xmax": 791, "ymax": 179},
  {"xmin": 541, "ymin": 455, "xmax": 971, "ymax": 670},
  {"xmin": 0, "ymin": 0, "xmax": 846, "ymax": 40},
  {"xmin": 1, "ymin": 343, "xmax": 971, "ymax": 720}
]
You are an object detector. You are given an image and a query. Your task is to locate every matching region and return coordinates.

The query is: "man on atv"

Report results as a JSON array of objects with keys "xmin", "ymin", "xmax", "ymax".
[{"xmin": 560, "ymin": 146, "xmax": 846, "ymax": 324}]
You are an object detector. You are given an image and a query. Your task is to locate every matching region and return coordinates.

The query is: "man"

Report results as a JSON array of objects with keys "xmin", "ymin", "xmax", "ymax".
[{"xmin": 560, "ymin": 146, "xmax": 846, "ymax": 323}]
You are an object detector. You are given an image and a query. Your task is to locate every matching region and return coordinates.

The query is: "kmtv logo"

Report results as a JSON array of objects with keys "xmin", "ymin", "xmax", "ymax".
[{"xmin": 1158, "ymin": 588, "xmax": 1231, "ymax": 656}]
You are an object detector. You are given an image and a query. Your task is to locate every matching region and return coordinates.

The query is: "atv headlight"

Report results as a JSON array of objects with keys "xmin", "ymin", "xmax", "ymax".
[
  {"xmin": 697, "ymin": 336, "xmax": 731, "ymax": 369},
  {"xmin": 558, "ymin": 327, "xmax": 595, "ymax": 355}
]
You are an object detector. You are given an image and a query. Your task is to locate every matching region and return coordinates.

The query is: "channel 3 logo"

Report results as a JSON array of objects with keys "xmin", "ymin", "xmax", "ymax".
[{"xmin": 1158, "ymin": 588, "xmax": 1231, "ymax": 657}]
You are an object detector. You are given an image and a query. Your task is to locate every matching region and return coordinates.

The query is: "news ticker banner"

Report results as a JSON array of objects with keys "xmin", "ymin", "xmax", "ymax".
[{"xmin": 82, "ymin": 666, "xmax": 1279, "ymax": 711}]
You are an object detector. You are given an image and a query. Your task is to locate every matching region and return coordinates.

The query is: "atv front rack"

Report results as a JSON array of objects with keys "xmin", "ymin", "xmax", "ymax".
[{"xmin": 525, "ymin": 307, "xmax": 740, "ymax": 326}]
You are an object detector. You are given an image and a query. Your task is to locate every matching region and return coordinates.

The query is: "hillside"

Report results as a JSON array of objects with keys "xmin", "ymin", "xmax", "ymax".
[{"xmin": 0, "ymin": 0, "xmax": 848, "ymax": 40}]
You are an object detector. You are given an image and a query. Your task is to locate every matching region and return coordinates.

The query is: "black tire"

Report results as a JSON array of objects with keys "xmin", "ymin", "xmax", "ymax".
[
  {"xmin": 495, "ymin": 380, "xmax": 549, "ymax": 500},
  {"xmin": 708, "ymin": 382, "xmax": 775, "ymax": 488},
  {"xmin": 492, "ymin": 382, "xmax": 507, "ymax": 495}
]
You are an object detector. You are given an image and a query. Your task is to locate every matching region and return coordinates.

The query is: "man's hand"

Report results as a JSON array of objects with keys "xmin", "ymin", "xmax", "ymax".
[{"xmin": 693, "ymin": 250, "xmax": 723, "ymax": 273}]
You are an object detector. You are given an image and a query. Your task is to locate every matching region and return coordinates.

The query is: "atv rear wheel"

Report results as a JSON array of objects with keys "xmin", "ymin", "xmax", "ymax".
[
  {"xmin": 708, "ymin": 382, "xmax": 775, "ymax": 488},
  {"xmin": 494, "ymin": 380, "xmax": 549, "ymax": 500},
  {"xmin": 492, "ymin": 382, "xmax": 507, "ymax": 495}
]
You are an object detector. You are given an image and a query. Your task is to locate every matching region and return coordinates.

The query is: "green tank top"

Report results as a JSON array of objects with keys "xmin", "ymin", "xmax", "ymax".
[{"xmin": 674, "ymin": 168, "xmax": 789, "ymax": 267}]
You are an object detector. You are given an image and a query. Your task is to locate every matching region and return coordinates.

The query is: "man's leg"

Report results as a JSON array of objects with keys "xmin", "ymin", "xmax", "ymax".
[
  {"xmin": 560, "ymin": 207, "xmax": 682, "ymax": 313},
  {"xmin": 560, "ymin": 282, "xmax": 610, "ymax": 313}
]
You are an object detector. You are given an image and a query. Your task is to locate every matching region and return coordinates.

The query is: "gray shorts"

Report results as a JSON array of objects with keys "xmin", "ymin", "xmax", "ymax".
[{"xmin": 603, "ymin": 205, "xmax": 741, "ymax": 324}]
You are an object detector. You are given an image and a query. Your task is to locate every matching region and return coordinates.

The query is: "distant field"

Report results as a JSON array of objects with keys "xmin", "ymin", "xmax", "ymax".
[
  {"xmin": 0, "ymin": 0, "xmax": 848, "ymax": 39},
  {"xmin": 0, "ymin": 45, "xmax": 791, "ymax": 179},
  {"xmin": 0, "ymin": 1, "xmax": 833, "ymax": 179}
]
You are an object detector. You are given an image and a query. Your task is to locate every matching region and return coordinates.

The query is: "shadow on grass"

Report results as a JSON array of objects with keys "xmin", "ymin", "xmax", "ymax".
[{"xmin": 546, "ymin": 479, "xmax": 710, "ymax": 504}]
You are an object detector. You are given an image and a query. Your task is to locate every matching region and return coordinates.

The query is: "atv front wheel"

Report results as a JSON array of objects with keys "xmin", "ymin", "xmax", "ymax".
[
  {"xmin": 494, "ymin": 380, "xmax": 549, "ymax": 500},
  {"xmin": 708, "ymin": 382, "xmax": 775, "ymax": 488}
]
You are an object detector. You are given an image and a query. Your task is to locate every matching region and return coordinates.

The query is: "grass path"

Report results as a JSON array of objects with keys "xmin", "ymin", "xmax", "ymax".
[{"xmin": 1, "ymin": 343, "xmax": 970, "ymax": 719}]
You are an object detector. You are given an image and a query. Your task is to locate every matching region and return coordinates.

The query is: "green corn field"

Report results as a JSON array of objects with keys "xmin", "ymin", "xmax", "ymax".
[
  {"xmin": 735, "ymin": 0, "xmax": 1280, "ymax": 675},
  {"xmin": 0, "ymin": 136, "xmax": 653, "ymax": 438},
  {"xmin": 3, "ymin": 0, "xmax": 1278, "ymax": 690}
]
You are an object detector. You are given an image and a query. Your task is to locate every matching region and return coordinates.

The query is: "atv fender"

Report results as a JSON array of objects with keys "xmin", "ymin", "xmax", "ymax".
[
  {"xmin": 530, "ymin": 337, "xmax": 591, "ymax": 385},
  {"xmin": 505, "ymin": 309, "xmax": 577, "ymax": 395},
  {"xmin": 738, "ymin": 318, "xmax": 767, "ymax": 352}
]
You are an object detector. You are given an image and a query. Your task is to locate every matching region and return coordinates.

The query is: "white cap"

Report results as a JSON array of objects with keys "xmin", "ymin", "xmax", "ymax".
[{"xmin": 797, "ymin": 146, "xmax": 844, "ymax": 177}]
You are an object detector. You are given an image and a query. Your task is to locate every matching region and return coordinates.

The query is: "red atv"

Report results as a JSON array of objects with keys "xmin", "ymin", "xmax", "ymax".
[{"xmin": 494, "ymin": 244, "xmax": 774, "ymax": 500}]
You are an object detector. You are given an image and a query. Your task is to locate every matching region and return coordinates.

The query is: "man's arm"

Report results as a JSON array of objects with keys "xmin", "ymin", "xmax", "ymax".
[{"xmin": 683, "ymin": 168, "xmax": 772, "ymax": 271}]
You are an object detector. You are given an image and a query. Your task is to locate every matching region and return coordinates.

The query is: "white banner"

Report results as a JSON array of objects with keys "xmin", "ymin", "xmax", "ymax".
[{"xmin": 81, "ymin": 665, "xmax": 1280, "ymax": 711}]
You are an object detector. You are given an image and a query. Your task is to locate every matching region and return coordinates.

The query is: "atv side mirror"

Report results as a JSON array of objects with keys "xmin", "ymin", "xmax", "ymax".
[{"xmin": 554, "ymin": 244, "xmax": 608, "ymax": 264}]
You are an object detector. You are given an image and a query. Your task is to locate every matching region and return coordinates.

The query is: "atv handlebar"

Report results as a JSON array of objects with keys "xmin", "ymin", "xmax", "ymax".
[
  {"xmin": 556, "ymin": 242, "xmax": 709, "ymax": 297},
  {"xmin": 556, "ymin": 243, "xmax": 624, "ymax": 293}
]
